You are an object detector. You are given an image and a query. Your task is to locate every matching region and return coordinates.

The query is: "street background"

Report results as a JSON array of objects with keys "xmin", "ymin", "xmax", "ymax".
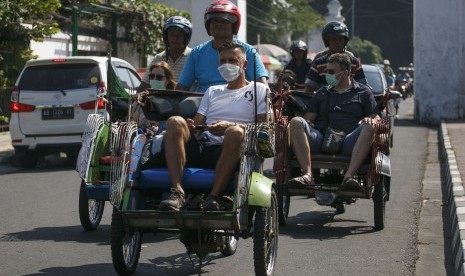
[{"xmin": 0, "ymin": 97, "xmax": 461, "ymax": 275}]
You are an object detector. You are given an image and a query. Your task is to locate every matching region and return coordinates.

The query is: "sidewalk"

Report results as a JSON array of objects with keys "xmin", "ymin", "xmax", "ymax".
[
  {"xmin": 0, "ymin": 131, "xmax": 14, "ymax": 164},
  {"xmin": 440, "ymin": 119, "xmax": 465, "ymax": 275}
]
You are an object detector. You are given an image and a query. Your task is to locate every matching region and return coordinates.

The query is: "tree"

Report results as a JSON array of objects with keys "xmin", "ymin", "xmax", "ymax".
[
  {"xmin": 118, "ymin": 0, "xmax": 190, "ymax": 59},
  {"xmin": 57, "ymin": 0, "xmax": 189, "ymax": 65},
  {"xmin": 0, "ymin": 0, "xmax": 61, "ymax": 87},
  {"xmin": 247, "ymin": 0, "xmax": 324, "ymax": 48},
  {"xmin": 347, "ymin": 36, "xmax": 383, "ymax": 64}
]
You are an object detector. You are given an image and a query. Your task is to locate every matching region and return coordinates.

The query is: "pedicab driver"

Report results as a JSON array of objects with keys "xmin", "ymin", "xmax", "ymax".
[
  {"xmin": 288, "ymin": 53, "xmax": 380, "ymax": 190},
  {"xmin": 175, "ymin": 0, "xmax": 268, "ymax": 92},
  {"xmin": 158, "ymin": 42, "xmax": 270, "ymax": 211}
]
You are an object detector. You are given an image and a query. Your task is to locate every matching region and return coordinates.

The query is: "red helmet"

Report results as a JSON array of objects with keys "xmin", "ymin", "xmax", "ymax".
[{"xmin": 204, "ymin": 0, "xmax": 241, "ymax": 35}]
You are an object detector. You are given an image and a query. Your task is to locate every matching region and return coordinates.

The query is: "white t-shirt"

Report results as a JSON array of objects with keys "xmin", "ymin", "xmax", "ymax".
[{"xmin": 197, "ymin": 81, "xmax": 270, "ymax": 125}]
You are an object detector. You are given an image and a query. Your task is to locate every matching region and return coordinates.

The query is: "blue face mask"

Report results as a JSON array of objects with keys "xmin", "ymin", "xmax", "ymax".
[
  {"xmin": 150, "ymin": 79, "xmax": 165, "ymax": 90},
  {"xmin": 325, "ymin": 71, "xmax": 344, "ymax": 87}
]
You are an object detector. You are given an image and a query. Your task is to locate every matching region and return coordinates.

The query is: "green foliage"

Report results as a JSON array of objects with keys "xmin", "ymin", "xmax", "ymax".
[
  {"xmin": 0, "ymin": 0, "xmax": 61, "ymax": 87},
  {"xmin": 118, "ymin": 0, "xmax": 190, "ymax": 57},
  {"xmin": 347, "ymin": 36, "xmax": 383, "ymax": 64},
  {"xmin": 247, "ymin": 0, "xmax": 324, "ymax": 48}
]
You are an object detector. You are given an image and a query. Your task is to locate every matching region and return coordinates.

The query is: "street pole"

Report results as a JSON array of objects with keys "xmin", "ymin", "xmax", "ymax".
[{"xmin": 351, "ymin": 0, "xmax": 355, "ymax": 37}]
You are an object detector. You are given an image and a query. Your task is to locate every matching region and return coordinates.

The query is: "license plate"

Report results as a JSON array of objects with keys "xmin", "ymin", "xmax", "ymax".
[{"xmin": 42, "ymin": 107, "xmax": 74, "ymax": 120}]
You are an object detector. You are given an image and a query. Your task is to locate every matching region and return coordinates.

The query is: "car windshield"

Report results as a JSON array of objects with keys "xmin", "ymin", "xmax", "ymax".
[
  {"xmin": 19, "ymin": 63, "xmax": 100, "ymax": 91},
  {"xmin": 364, "ymin": 70, "xmax": 384, "ymax": 95}
]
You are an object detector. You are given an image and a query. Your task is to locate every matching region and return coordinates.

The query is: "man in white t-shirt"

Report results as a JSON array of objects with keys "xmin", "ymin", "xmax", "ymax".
[{"xmin": 158, "ymin": 42, "xmax": 270, "ymax": 211}]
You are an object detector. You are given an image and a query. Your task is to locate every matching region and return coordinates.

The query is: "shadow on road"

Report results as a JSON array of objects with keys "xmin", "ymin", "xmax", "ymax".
[
  {"xmin": 279, "ymin": 210, "xmax": 374, "ymax": 239},
  {"xmin": 22, "ymin": 261, "xmax": 204, "ymax": 276}
]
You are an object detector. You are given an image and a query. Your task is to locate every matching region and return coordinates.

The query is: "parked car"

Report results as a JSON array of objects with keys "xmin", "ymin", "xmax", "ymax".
[
  {"xmin": 362, "ymin": 64, "xmax": 401, "ymax": 147},
  {"xmin": 10, "ymin": 56, "xmax": 141, "ymax": 168}
]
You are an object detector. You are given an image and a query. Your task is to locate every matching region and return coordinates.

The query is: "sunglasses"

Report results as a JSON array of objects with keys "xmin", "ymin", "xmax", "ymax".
[
  {"xmin": 326, "ymin": 69, "xmax": 345, "ymax": 75},
  {"xmin": 149, "ymin": 74, "xmax": 165, "ymax": 81}
]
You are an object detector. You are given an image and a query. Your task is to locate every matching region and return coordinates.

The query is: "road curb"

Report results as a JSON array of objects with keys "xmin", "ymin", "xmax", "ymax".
[{"xmin": 440, "ymin": 121, "xmax": 465, "ymax": 275}]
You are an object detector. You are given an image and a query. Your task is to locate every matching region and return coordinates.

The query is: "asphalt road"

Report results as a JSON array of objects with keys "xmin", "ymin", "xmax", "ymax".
[{"xmin": 0, "ymin": 97, "xmax": 435, "ymax": 275}]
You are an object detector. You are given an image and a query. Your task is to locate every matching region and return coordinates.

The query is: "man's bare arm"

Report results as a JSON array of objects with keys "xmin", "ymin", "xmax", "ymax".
[
  {"xmin": 175, "ymin": 83, "xmax": 190, "ymax": 91},
  {"xmin": 256, "ymin": 77, "xmax": 268, "ymax": 86}
]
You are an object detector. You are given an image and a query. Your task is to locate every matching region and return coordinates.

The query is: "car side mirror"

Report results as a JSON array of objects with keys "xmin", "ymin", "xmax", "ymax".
[{"xmin": 97, "ymin": 87, "xmax": 106, "ymax": 97}]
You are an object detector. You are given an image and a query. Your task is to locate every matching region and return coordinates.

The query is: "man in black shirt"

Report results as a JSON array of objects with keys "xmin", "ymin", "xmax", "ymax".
[{"xmin": 288, "ymin": 53, "xmax": 380, "ymax": 189}]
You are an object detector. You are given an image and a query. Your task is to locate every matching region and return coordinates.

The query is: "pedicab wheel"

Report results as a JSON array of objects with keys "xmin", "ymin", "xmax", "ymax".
[
  {"xmin": 253, "ymin": 188, "xmax": 278, "ymax": 276},
  {"xmin": 79, "ymin": 180, "xmax": 105, "ymax": 231},
  {"xmin": 277, "ymin": 184, "xmax": 290, "ymax": 225},
  {"xmin": 221, "ymin": 232, "xmax": 238, "ymax": 256},
  {"xmin": 373, "ymin": 176, "xmax": 387, "ymax": 231},
  {"xmin": 111, "ymin": 207, "xmax": 142, "ymax": 275}
]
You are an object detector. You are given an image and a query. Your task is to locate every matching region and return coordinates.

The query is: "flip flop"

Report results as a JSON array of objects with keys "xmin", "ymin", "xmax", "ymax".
[{"xmin": 288, "ymin": 174, "xmax": 315, "ymax": 186}]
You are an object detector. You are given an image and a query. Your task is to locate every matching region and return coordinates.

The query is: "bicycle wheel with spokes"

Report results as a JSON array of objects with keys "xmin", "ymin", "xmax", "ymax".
[
  {"xmin": 253, "ymin": 188, "xmax": 278, "ymax": 276},
  {"xmin": 111, "ymin": 207, "xmax": 142, "ymax": 275},
  {"xmin": 79, "ymin": 180, "xmax": 105, "ymax": 231}
]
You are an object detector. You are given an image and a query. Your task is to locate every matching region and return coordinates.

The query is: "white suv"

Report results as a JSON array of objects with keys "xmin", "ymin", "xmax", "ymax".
[{"xmin": 9, "ymin": 56, "xmax": 141, "ymax": 168}]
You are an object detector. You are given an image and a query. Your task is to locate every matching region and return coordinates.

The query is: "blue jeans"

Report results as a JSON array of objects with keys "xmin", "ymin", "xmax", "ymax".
[{"xmin": 297, "ymin": 117, "xmax": 362, "ymax": 156}]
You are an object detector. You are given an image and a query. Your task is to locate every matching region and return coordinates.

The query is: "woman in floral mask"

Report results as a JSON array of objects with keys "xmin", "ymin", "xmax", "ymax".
[{"xmin": 148, "ymin": 61, "xmax": 176, "ymax": 90}]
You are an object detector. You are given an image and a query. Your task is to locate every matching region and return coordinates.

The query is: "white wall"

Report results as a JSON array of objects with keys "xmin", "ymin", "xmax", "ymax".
[
  {"xmin": 30, "ymin": 31, "xmax": 141, "ymax": 68},
  {"xmin": 414, "ymin": 0, "xmax": 465, "ymax": 122}
]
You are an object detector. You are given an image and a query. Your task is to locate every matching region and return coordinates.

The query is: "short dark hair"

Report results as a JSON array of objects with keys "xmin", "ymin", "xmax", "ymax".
[
  {"xmin": 218, "ymin": 41, "xmax": 246, "ymax": 55},
  {"xmin": 327, "ymin": 53, "xmax": 351, "ymax": 71}
]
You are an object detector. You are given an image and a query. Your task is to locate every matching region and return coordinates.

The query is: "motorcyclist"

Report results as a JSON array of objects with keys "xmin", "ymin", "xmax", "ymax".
[
  {"xmin": 284, "ymin": 40, "xmax": 312, "ymax": 89},
  {"xmin": 305, "ymin": 21, "xmax": 366, "ymax": 92},
  {"xmin": 137, "ymin": 16, "xmax": 192, "ymax": 92},
  {"xmin": 175, "ymin": 0, "xmax": 268, "ymax": 92},
  {"xmin": 383, "ymin": 59, "xmax": 395, "ymax": 89}
]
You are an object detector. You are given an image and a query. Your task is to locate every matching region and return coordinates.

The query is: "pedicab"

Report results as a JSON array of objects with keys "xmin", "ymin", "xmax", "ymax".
[
  {"xmin": 76, "ymin": 60, "xmax": 136, "ymax": 231},
  {"xmin": 108, "ymin": 88, "xmax": 279, "ymax": 275},
  {"xmin": 272, "ymin": 74, "xmax": 393, "ymax": 230}
]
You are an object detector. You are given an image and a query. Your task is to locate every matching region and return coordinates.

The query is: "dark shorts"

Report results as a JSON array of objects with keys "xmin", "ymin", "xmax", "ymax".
[{"xmin": 147, "ymin": 135, "xmax": 222, "ymax": 169}]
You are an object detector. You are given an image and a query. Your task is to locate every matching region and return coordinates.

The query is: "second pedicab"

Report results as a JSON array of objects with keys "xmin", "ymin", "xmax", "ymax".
[{"xmin": 272, "ymin": 73, "xmax": 395, "ymax": 230}]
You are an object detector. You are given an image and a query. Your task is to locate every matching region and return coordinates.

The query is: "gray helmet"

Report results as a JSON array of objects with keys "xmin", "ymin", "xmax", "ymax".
[
  {"xmin": 290, "ymin": 40, "xmax": 308, "ymax": 58},
  {"xmin": 322, "ymin": 21, "xmax": 349, "ymax": 47}
]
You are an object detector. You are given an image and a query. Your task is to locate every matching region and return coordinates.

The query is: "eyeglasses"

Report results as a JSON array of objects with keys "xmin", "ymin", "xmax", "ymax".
[{"xmin": 149, "ymin": 74, "xmax": 165, "ymax": 81}]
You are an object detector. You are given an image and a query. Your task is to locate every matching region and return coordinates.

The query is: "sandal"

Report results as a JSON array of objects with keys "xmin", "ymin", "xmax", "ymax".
[
  {"xmin": 288, "ymin": 174, "xmax": 315, "ymax": 186},
  {"xmin": 342, "ymin": 177, "xmax": 360, "ymax": 190}
]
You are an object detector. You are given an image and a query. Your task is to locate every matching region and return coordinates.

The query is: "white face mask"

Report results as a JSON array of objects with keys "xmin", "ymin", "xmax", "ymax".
[{"xmin": 218, "ymin": 63, "xmax": 241, "ymax": 82}]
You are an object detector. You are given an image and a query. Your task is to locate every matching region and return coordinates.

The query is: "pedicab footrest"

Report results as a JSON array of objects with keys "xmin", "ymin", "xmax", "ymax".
[
  {"xmin": 139, "ymin": 168, "xmax": 216, "ymax": 192},
  {"xmin": 121, "ymin": 210, "xmax": 236, "ymax": 230}
]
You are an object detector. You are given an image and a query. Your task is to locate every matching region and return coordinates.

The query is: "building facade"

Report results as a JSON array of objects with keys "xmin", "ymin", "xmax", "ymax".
[{"xmin": 414, "ymin": 0, "xmax": 465, "ymax": 122}]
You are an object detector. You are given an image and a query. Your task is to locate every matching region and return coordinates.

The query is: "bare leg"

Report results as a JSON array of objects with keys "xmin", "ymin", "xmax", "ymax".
[
  {"xmin": 164, "ymin": 116, "xmax": 190, "ymax": 193},
  {"xmin": 209, "ymin": 126, "xmax": 244, "ymax": 196},
  {"xmin": 345, "ymin": 123, "xmax": 375, "ymax": 178},
  {"xmin": 289, "ymin": 117, "xmax": 312, "ymax": 176}
]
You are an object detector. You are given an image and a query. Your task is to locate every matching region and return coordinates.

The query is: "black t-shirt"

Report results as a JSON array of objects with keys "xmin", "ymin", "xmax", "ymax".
[
  {"xmin": 308, "ymin": 82, "xmax": 378, "ymax": 134},
  {"xmin": 284, "ymin": 58, "xmax": 312, "ymax": 84}
]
